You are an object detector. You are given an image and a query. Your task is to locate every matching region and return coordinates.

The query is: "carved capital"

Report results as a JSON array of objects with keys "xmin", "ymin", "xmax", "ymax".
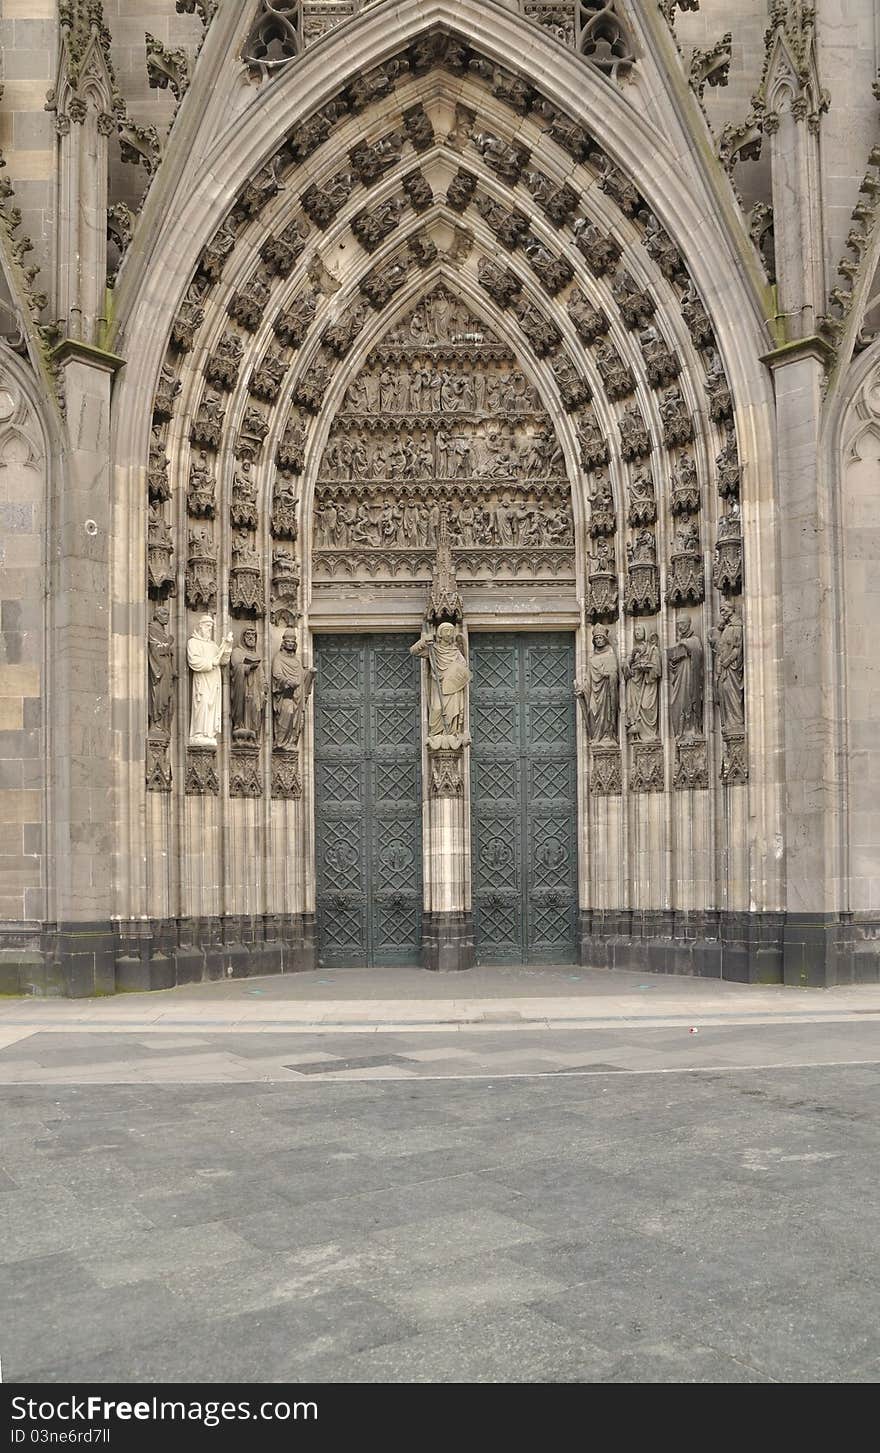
[
  {"xmin": 185, "ymin": 747, "xmax": 219, "ymax": 795},
  {"xmin": 589, "ymin": 745, "xmax": 622, "ymax": 795}
]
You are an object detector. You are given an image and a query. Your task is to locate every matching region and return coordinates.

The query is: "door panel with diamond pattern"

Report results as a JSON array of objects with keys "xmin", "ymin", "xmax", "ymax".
[
  {"xmin": 470, "ymin": 632, "xmax": 577, "ymax": 963},
  {"xmin": 315, "ymin": 635, "xmax": 422, "ymax": 966}
]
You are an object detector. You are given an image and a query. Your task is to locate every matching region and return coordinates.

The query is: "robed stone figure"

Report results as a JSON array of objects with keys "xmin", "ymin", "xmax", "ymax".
[
  {"xmin": 624, "ymin": 624, "xmax": 661, "ymax": 740},
  {"xmin": 272, "ymin": 629, "xmax": 316, "ymax": 751},
  {"xmin": 577, "ymin": 625, "xmax": 620, "ymax": 743},
  {"xmin": 230, "ymin": 626, "xmax": 267, "ymax": 744},
  {"xmin": 709, "ymin": 602, "xmax": 745, "ymax": 732},
  {"xmin": 187, "ymin": 615, "xmax": 233, "ymax": 747},
  {"xmin": 148, "ymin": 605, "xmax": 176, "ymax": 740},
  {"xmin": 667, "ymin": 618, "xmax": 704, "ymax": 739},
  {"xmin": 410, "ymin": 621, "xmax": 472, "ymax": 750}
]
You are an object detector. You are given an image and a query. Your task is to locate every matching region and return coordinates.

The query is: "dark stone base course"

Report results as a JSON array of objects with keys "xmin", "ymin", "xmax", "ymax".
[
  {"xmin": 0, "ymin": 915, "xmax": 316, "ymax": 998},
  {"xmin": 578, "ymin": 909, "xmax": 880, "ymax": 987},
  {"xmin": 421, "ymin": 910, "xmax": 475, "ymax": 973},
  {"xmin": 2, "ymin": 909, "xmax": 878, "ymax": 995}
]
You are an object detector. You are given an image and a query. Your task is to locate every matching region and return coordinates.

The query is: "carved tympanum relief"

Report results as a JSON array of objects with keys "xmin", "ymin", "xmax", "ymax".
[{"xmin": 312, "ymin": 286, "xmax": 575, "ymax": 588}]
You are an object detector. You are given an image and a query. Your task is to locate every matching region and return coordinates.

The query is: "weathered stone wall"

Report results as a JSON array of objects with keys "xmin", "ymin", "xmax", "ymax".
[
  {"xmin": 0, "ymin": 0, "xmax": 878, "ymax": 992},
  {"xmin": 0, "ymin": 349, "xmax": 49, "ymax": 989}
]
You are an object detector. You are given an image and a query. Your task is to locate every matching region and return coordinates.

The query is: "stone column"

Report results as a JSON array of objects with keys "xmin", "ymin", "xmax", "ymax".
[
  {"xmin": 419, "ymin": 663, "xmax": 474, "ymax": 974},
  {"xmin": 49, "ymin": 341, "xmax": 124, "ymax": 994},
  {"xmin": 764, "ymin": 337, "xmax": 844, "ymax": 984}
]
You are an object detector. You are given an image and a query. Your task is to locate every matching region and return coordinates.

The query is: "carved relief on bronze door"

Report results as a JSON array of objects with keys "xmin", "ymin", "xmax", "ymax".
[
  {"xmin": 314, "ymin": 635, "xmax": 422, "ymax": 966},
  {"xmin": 469, "ymin": 632, "xmax": 578, "ymax": 963}
]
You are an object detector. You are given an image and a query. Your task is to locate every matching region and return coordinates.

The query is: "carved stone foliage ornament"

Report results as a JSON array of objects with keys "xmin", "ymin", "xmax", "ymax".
[
  {"xmin": 230, "ymin": 748, "xmax": 262, "ymax": 799},
  {"xmin": 185, "ymin": 747, "xmax": 220, "ymax": 796},
  {"xmin": 146, "ymin": 740, "xmax": 172, "ymax": 793},
  {"xmin": 272, "ymin": 754, "xmax": 303, "ymax": 799},
  {"xmin": 630, "ymin": 742, "xmax": 664, "ymax": 793},
  {"xmin": 673, "ymin": 738, "xmax": 708, "ymax": 791},
  {"xmin": 430, "ymin": 750, "xmax": 464, "ymax": 798}
]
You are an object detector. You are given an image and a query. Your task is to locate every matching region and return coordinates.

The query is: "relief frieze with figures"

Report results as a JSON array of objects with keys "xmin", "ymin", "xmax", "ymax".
[{"xmin": 311, "ymin": 286, "xmax": 575, "ymax": 586}]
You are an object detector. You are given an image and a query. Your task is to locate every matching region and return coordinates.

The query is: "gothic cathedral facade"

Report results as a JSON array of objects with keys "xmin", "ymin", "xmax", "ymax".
[{"xmin": 1, "ymin": 1, "xmax": 879, "ymax": 992}]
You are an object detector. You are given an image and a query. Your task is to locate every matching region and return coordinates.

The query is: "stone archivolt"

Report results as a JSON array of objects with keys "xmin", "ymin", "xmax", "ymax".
[{"xmin": 142, "ymin": 37, "xmax": 746, "ymax": 797}]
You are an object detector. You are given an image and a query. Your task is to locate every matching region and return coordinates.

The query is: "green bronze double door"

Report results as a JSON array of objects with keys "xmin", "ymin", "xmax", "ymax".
[
  {"xmin": 469, "ymin": 633, "xmax": 578, "ymax": 964},
  {"xmin": 314, "ymin": 635, "xmax": 423, "ymax": 967},
  {"xmin": 314, "ymin": 631, "xmax": 578, "ymax": 966}
]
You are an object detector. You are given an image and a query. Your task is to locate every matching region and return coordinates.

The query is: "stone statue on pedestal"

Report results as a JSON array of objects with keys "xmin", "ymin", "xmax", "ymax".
[
  {"xmin": 667, "ymin": 618, "xmax": 704, "ymax": 739},
  {"xmin": 624, "ymin": 624, "xmax": 661, "ymax": 740},
  {"xmin": 577, "ymin": 625, "xmax": 620, "ymax": 743},
  {"xmin": 271, "ymin": 629, "xmax": 316, "ymax": 751},
  {"xmin": 147, "ymin": 605, "xmax": 176, "ymax": 740},
  {"xmin": 230, "ymin": 626, "xmax": 267, "ymax": 744},
  {"xmin": 709, "ymin": 602, "xmax": 745, "ymax": 732},
  {"xmin": 410, "ymin": 622, "xmax": 472, "ymax": 751},
  {"xmin": 187, "ymin": 615, "xmax": 233, "ymax": 747}
]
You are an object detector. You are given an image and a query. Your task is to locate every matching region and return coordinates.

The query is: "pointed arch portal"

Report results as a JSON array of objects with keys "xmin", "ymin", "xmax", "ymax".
[{"xmin": 109, "ymin": 2, "xmax": 785, "ymax": 981}]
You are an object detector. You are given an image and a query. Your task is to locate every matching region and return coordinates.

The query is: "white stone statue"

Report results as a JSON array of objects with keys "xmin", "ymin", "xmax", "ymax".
[
  {"xmin": 187, "ymin": 615, "xmax": 233, "ymax": 747},
  {"xmin": 410, "ymin": 621, "xmax": 472, "ymax": 750}
]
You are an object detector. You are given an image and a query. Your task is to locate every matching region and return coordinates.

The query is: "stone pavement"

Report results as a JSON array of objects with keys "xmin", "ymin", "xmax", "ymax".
[{"xmin": 1, "ymin": 965, "xmax": 879, "ymax": 1382}]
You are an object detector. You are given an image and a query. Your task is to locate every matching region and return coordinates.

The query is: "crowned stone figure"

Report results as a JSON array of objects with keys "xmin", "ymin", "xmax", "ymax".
[
  {"xmin": 271, "ymin": 629, "xmax": 316, "ymax": 752},
  {"xmin": 576, "ymin": 625, "xmax": 620, "ymax": 743}
]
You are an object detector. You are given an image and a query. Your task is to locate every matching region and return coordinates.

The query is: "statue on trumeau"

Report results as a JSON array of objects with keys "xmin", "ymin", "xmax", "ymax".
[{"xmin": 411, "ymin": 622, "xmax": 472, "ymax": 750}]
